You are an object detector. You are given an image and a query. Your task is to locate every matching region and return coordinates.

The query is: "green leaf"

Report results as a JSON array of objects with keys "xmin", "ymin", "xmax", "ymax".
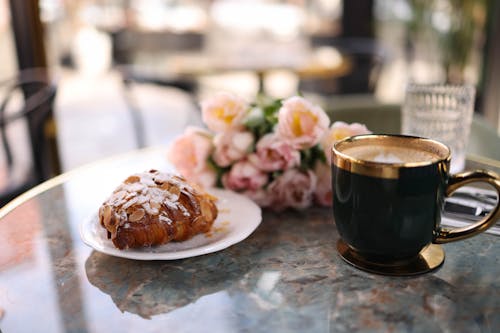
[
  {"xmin": 299, "ymin": 145, "xmax": 326, "ymax": 170},
  {"xmin": 244, "ymin": 107, "xmax": 265, "ymax": 129},
  {"xmin": 262, "ymin": 99, "xmax": 281, "ymax": 125},
  {"xmin": 207, "ymin": 156, "xmax": 230, "ymax": 188},
  {"xmin": 243, "ymin": 96, "xmax": 283, "ymax": 141}
]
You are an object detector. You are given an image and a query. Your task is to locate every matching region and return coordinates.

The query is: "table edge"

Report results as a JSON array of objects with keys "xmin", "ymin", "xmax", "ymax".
[{"xmin": 0, "ymin": 145, "xmax": 167, "ymax": 219}]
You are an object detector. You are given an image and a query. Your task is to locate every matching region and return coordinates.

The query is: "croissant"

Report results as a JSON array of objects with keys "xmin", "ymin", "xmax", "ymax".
[{"xmin": 98, "ymin": 170, "xmax": 218, "ymax": 249}]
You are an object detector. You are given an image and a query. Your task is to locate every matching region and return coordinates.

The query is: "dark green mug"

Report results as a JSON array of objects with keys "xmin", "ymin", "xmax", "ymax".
[{"xmin": 331, "ymin": 134, "xmax": 500, "ymax": 274}]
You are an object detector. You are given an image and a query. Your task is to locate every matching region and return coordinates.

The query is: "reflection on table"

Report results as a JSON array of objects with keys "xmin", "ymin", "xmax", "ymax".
[{"xmin": 0, "ymin": 145, "xmax": 498, "ymax": 332}]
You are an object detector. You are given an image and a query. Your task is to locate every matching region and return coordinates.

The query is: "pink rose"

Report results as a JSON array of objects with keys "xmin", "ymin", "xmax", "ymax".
[
  {"xmin": 213, "ymin": 130, "xmax": 254, "ymax": 167},
  {"xmin": 201, "ymin": 92, "xmax": 248, "ymax": 132},
  {"xmin": 277, "ymin": 96, "xmax": 330, "ymax": 149},
  {"xmin": 167, "ymin": 126, "xmax": 216, "ymax": 188},
  {"xmin": 268, "ymin": 169, "xmax": 317, "ymax": 210},
  {"xmin": 321, "ymin": 121, "xmax": 372, "ymax": 162},
  {"xmin": 222, "ymin": 160, "xmax": 268, "ymax": 192},
  {"xmin": 251, "ymin": 133, "xmax": 300, "ymax": 172},
  {"xmin": 314, "ymin": 161, "xmax": 332, "ymax": 207}
]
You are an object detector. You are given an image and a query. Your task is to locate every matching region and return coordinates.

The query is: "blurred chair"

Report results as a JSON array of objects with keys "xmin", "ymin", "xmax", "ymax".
[{"xmin": 0, "ymin": 69, "xmax": 61, "ymax": 206}]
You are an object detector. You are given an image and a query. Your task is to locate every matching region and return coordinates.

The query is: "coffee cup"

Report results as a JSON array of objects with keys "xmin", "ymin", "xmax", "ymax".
[{"xmin": 331, "ymin": 134, "xmax": 500, "ymax": 275}]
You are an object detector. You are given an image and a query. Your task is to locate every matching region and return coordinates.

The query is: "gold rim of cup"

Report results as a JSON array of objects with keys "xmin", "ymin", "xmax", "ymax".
[{"xmin": 332, "ymin": 134, "xmax": 451, "ymax": 179}]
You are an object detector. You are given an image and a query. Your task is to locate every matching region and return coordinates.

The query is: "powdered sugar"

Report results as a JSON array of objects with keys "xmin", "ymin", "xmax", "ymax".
[{"xmin": 102, "ymin": 170, "xmax": 204, "ymax": 228}]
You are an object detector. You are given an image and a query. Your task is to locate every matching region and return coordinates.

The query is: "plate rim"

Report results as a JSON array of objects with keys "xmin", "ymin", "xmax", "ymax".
[{"xmin": 79, "ymin": 188, "xmax": 262, "ymax": 260}]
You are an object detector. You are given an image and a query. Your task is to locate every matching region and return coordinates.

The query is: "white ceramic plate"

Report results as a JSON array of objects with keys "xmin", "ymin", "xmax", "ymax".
[{"xmin": 80, "ymin": 188, "xmax": 262, "ymax": 260}]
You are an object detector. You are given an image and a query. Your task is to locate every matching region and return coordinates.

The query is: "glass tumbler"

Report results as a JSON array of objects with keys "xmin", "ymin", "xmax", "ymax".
[{"xmin": 402, "ymin": 84, "xmax": 476, "ymax": 173}]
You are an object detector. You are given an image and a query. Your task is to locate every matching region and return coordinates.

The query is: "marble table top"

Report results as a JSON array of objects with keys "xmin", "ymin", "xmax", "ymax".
[{"xmin": 0, "ymin": 147, "xmax": 498, "ymax": 333}]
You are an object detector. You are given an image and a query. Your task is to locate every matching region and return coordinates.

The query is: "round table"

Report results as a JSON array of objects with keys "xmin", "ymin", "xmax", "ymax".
[{"xmin": 0, "ymin": 143, "xmax": 499, "ymax": 332}]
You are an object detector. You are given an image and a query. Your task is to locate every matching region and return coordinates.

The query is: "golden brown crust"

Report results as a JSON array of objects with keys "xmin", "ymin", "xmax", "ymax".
[{"xmin": 98, "ymin": 170, "xmax": 218, "ymax": 249}]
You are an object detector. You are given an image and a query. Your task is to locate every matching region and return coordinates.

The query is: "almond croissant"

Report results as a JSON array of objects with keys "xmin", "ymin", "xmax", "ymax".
[{"xmin": 98, "ymin": 170, "xmax": 218, "ymax": 249}]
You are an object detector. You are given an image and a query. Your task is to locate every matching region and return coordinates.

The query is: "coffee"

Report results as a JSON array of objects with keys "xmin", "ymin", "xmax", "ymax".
[
  {"xmin": 331, "ymin": 134, "xmax": 500, "ymax": 276},
  {"xmin": 341, "ymin": 145, "xmax": 441, "ymax": 164}
]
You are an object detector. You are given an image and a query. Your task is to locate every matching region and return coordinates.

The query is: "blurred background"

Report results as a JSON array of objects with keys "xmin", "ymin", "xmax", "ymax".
[{"xmin": 0, "ymin": 0, "xmax": 499, "ymax": 177}]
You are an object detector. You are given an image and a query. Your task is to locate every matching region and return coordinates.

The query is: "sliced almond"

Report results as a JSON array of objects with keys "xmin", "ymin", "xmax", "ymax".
[
  {"xmin": 129, "ymin": 208, "xmax": 145, "ymax": 222},
  {"xmin": 125, "ymin": 175, "xmax": 141, "ymax": 184},
  {"xmin": 169, "ymin": 186, "xmax": 181, "ymax": 200},
  {"xmin": 200, "ymin": 199, "xmax": 214, "ymax": 221},
  {"xmin": 102, "ymin": 205, "xmax": 112, "ymax": 226},
  {"xmin": 150, "ymin": 200, "xmax": 161, "ymax": 210},
  {"xmin": 113, "ymin": 190, "xmax": 127, "ymax": 200},
  {"xmin": 123, "ymin": 196, "xmax": 138, "ymax": 209}
]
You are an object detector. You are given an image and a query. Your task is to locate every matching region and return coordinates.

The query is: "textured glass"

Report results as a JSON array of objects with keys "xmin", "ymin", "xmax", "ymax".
[{"xmin": 402, "ymin": 84, "xmax": 476, "ymax": 173}]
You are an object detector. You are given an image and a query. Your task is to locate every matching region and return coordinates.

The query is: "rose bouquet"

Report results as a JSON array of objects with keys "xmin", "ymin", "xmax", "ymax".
[{"xmin": 168, "ymin": 92, "xmax": 371, "ymax": 210}]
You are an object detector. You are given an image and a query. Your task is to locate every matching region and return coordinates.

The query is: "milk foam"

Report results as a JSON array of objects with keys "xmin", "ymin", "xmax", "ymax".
[{"xmin": 342, "ymin": 145, "xmax": 439, "ymax": 164}]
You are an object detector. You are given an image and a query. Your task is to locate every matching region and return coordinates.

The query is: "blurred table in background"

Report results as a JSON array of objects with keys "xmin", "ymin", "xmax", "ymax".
[{"xmin": 116, "ymin": 45, "xmax": 351, "ymax": 94}]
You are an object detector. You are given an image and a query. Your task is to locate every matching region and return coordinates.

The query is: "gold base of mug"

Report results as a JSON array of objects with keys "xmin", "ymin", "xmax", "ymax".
[{"xmin": 336, "ymin": 239, "xmax": 445, "ymax": 276}]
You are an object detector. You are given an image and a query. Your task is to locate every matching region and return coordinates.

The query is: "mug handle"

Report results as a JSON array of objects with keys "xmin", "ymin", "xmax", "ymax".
[{"xmin": 434, "ymin": 170, "xmax": 500, "ymax": 243}]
